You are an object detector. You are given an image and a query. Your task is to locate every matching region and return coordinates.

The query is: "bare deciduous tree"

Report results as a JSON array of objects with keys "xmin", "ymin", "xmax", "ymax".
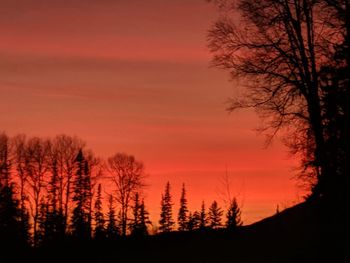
[
  {"xmin": 208, "ymin": 0, "xmax": 349, "ymax": 197},
  {"xmin": 107, "ymin": 153, "xmax": 146, "ymax": 236},
  {"xmin": 51, "ymin": 135, "xmax": 85, "ymax": 231},
  {"xmin": 24, "ymin": 137, "xmax": 51, "ymax": 246}
]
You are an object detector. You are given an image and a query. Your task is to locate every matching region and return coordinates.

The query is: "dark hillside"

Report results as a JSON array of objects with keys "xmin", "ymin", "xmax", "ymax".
[{"xmin": 24, "ymin": 200, "xmax": 348, "ymax": 263}]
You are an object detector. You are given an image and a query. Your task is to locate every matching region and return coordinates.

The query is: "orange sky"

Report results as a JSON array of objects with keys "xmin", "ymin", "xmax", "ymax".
[{"xmin": 0, "ymin": 0, "xmax": 304, "ymax": 225}]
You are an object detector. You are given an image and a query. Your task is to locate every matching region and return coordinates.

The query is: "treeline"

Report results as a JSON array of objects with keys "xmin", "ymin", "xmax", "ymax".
[
  {"xmin": 159, "ymin": 182, "xmax": 242, "ymax": 233},
  {"xmin": 0, "ymin": 132, "xmax": 242, "ymax": 248}
]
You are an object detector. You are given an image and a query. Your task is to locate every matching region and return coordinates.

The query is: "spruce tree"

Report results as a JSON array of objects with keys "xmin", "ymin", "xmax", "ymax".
[
  {"xmin": 159, "ymin": 182, "xmax": 174, "ymax": 233},
  {"xmin": 208, "ymin": 201, "xmax": 223, "ymax": 229},
  {"xmin": 71, "ymin": 149, "xmax": 91, "ymax": 239},
  {"xmin": 177, "ymin": 183, "xmax": 188, "ymax": 231},
  {"xmin": 106, "ymin": 195, "xmax": 119, "ymax": 239},
  {"xmin": 139, "ymin": 199, "xmax": 151, "ymax": 235},
  {"xmin": 130, "ymin": 193, "xmax": 151, "ymax": 236},
  {"xmin": 45, "ymin": 160, "xmax": 65, "ymax": 242},
  {"xmin": 0, "ymin": 182, "xmax": 22, "ymax": 246},
  {"xmin": 37, "ymin": 198, "xmax": 47, "ymax": 245},
  {"xmin": 187, "ymin": 211, "xmax": 200, "ymax": 231},
  {"xmin": 199, "ymin": 201, "xmax": 207, "ymax": 229},
  {"xmin": 0, "ymin": 133, "xmax": 23, "ymax": 247},
  {"xmin": 94, "ymin": 183, "xmax": 105, "ymax": 240},
  {"xmin": 226, "ymin": 198, "xmax": 242, "ymax": 230}
]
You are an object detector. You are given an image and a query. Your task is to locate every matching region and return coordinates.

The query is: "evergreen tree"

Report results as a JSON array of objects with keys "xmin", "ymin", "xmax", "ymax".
[
  {"xmin": 0, "ymin": 133, "xmax": 23, "ymax": 247},
  {"xmin": 226, "ymin": 198, "xmax": 242, "ymax": 230},
  {"xmin": 139, "ymin": 199, "xmax": 151, "ymax": 235},
  {"xmin": 0, "ymin": 182, "xmax": 22, "ymax": 246},
  {"xmin": 130, "ymin": 193, "xmax": 151, "ymax": 236},
  {"xmin": 208, "ymin": 200, "xmax": 223, "ymax": 229},
  {"xmin": 199, "ymin": 201, "xmax": 208, "ymax": 229},
  {"xmin": 44, "ymin": 159, "xmax": 65, "ymax": 242},
  {"xmin": 71, "ymin": 149, "xmax": 91, "ymax": 239},
  {"xmin": 19, "ymin": 206, "xmax": 31, "ymax": 245},
  {"xmin": 37, "ymin": 198, "xmax": 47, "ymax": 245},
  {"xmin": 177, "ymin": 183, "xmax": 188, "ymax": 231},
  {"xmin": 12, "ymin": 134, "xmax": 31, "ymax": 244},
  {"xmin": 106, "ymin": 195, "xmax": 119, "ymax": 239},
  {"xmin": 187, "ymin": 211, "xmax": 200, "ymax": 231},
  {"xmin": 159, "ymin": 182, "xmax": 174, "ymax": 233},
  {"xmin": 94, "ymin": 184, "xmax": 105, "ymax": 240}
]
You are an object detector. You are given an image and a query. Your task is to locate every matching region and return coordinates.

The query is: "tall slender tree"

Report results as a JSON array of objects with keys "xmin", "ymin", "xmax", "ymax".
[
  {"xmin": 106, "ymin": 195, "xmax": 119, "ymax": 239},
  {"xmin": 130, "ymin": 192, "xmax": 151, "ymax": 236},
  {"xmin": 0, "ymin": 133, "xmax": 22, "ymax": 246},
  {"xmin": 226, "ymin": 198, "xmax": 242, "ymax": 230},
  {"xmin": 12, "ymin": 134, "xmax": 31, "ymax": 244},
  {"xmin": 199, "ymin": 201, "xmax": 208, "ymax": 229},
  {"xmin": 177, "ymin": 183, "xmax": 188, "ymax": 231},
  {"xmin": 51, "ymin": 135, "xmax": 85, "ymax": 232},
  {"xmin": 94, "ymin": 184, "xmax": 105, "ymax": 240},
  {"xmin": 44, "ymin": 156, "xmax": 65, "ymax": 242},
  {"xmin": 159, "ymin": 182, "xmax": 174, "ymax": 233},
  {"xmin": 24, "ymin": 137, "xmax": 51, "ymax": 246},
  {"xmin": 208, "ymin": 201, "xmax": 223, "ymax": 229},
  {"xmin": 107, "ymin": 153, "xmax": 146, "ymax": 236},
  {"xmin": 71, "ymin": 149, "xmax": 91, "ymax": 239}
]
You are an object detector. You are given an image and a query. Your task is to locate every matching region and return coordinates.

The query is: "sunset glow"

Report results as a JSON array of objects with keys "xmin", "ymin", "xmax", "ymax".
[{"xmin": 0, "ymin": 0, "xmax": 302, "ymax": 225}]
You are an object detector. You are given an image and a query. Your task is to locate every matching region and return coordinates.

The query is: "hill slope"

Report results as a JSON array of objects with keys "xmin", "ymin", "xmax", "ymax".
[{"xmin": 25, "ymin": 200, "xmax": 349, "ymax": 263}]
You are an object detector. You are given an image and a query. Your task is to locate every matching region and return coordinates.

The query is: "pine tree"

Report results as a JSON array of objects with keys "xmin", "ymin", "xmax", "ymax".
[
  {"xmin": 94, "ymin": 184, "xmax": 105, "ymax": 240},
  {"xmin": 130, "ymin": 193, "xmax": 151, "ymax": 236},
  {"xmin": 37, "ymin": 198, "xmax": 48, "ymax": 245},
  {"xmin": 71, "ymin": 149, "xmax": 91, "ymax": 239},
  {"xmin": 0, "ymin": 133, "xmax": 23, "ymax": 247},
  {"xmin": 44, "ymin": 160, "xmax": 65, "ymax": 242},
  {"xmin": 187, "ymin": 211, "xmax": 200, "ymax": 231},
  {"xmin": 159, "ymin": 182, "xmax": 174, "ymax": 233},
  {"xmin": 226, "ymin": 198, "xmax": 242, "ymax": 230},
  {"xmin": 13, "ymin": 134, "xmax": 31, "ymax": 244},
  {"xmin": 139, "ymin": 199, "xmax": 151, "ymax": 235},
  {"xmin": 0, "ymin": 182, "xmax": 22, "ymax": 246},
  {"xmin": 208, "ymin": 201, "xmax": 223, "ymax": 229},
  {"xmin": 106, "ymin": 195, "xmax": 119, "ymax": 239},
  {"xmin": 177, "ymin": 183, "xmax": 188, "ymax": 231},
  {"xmin": 199, "ymin": 201, "xmax": 208, "ymax": 229}
]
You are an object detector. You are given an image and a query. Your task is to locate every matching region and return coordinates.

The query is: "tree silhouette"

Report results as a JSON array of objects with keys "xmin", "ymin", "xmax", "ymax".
[
  {"xmin": 208, "ymin": 0, "xmax": 350, "ymax": 199},
  {"xmin": 0, "ymin": 182, "xmax": 22, "ymax": 246},
  {"xmin": 0, "ymin": 133, "xmax": 22, "ymax": 246},
  {"xmin": 51, "ymin": 135, "xmax": 85, "ymax": 233},
  {"xmin": 107, "ymin": 153, "xmax": 146, "ymax": 236},
  {"xmin": 106, "ymin": 194, "xmax": 119, "ymax": 239},
  {"xmin": 94, "ymin": 183, "xmax": 105, "ymax": 240},
  {"xmin": 71, "ymin": 149, "xmax": 91, "ymax": 240},
  {"xmin": 37, "ymin": 198, "xmax": 47, "ymax": 245},
  {"xmin": 44, "ymin": 155, "xmax": 65, "ymax": 242},
  {"xmin": 187, "ymin": 211, "xmax": 200, "ymax": 231},
  {"xmin": 159, "ymin": 182, "xmax": 174, "ymax": 233},
  {"xmin": 177, "ymin": 183, "xmax": 188, "ymax": 231},
  {"xmin": 130, "ymin": 192, "xmax": 151, "ymax": 236},
  {"xmin": 208, "ymin": 201, "xmax": 223, "ymax": 229},
  {"xmin": 226, "ymin": 198, "xmax": 242, "ymax": 230},
  {"xmin": 24, "ymin": 137, "xmax": 51, "ymax": 246},
  {"xmin": 199, "ymin": 201, "xmax": 208, "ymax": 229},
  {"xmin": 139, "ymin": 199, "xmax": 151, "ymax": 235},
  {"xmin": 12, "ymin": 134, "xmax": 31, "ymax": 244}
]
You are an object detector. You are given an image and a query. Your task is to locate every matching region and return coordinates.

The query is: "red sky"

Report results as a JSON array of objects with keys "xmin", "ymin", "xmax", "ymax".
[{"xmin": 0, "ymin": 0, "xmax": 303, "ymax": 225}]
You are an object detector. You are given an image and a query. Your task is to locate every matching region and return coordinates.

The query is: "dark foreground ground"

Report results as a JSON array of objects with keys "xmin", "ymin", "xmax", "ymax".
[{"xmin": 5, "ymin": 200, "xmax": 349, "ymax": 263}]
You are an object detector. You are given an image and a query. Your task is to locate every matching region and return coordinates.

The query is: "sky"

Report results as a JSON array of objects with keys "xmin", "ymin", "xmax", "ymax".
[{"xmin": 0, "ymin": 0, "xmax": 303, "ymax": 225}]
